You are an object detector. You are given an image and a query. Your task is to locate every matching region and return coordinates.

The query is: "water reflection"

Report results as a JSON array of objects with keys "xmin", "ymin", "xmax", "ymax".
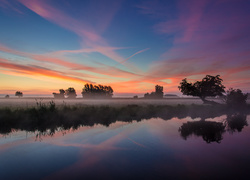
[
  {"xmin": 1, "ymin": 106, "xmax": 250, "ymax": 180},
  {"xmin": 179, "ymin": 120, "xmax": 225, "ymax": 143},
  {"xmin": 179, "ymin": 113, "xmax": 248, "ymax": 143},
  {"xmin": 0, "ymin": 105, "xmax": 249, "ymax": 143},
  {"xmin": 225, "ymin": 113, "xmax": 248, "ymax": 133}
]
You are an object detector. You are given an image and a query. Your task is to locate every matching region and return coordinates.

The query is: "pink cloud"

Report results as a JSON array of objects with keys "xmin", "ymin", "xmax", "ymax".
[
  {"xmin": 0, "ymin": 58, "xmax": 92, "ymax": 83},
  {"xmin": 154, "ymin": 0, "xmax": 208, "ymax": 43},
  {"xmin": 0, "ymin": 44, "xmax": 141, "ymax": 79},
  {"xmin": 19, "ymin": 0, "xmax": 101, "ymax": 41},
  {"xmin": 1, "ymin": 1, "xmax": 152, "ymax": 94},
  {"xmin": 18, "ymin": 0, "xmax": 126, "ymax": 63},
  {"xmin": 83, "ymin": 0, "xmax": 122, "ymax": 33},
  {"xmin": 138, "ymin": 0, "xmax": 250, "ymax": 93},
  {"xmin": 0, "ymin": 0, "xmax": 23, "ymax": 14},
  {"xmin": 18, "ymin": 0, "xmax": 144, "ymax": 76},
  {"xmin": 152, "ymin": 0, "xmax": 250, "ymax": 52}
]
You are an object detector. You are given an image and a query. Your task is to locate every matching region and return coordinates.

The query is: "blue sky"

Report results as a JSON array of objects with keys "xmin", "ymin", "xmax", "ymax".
[{"xmin": 0, "ymin": 0, "xmax": 250, "ymax": 96}]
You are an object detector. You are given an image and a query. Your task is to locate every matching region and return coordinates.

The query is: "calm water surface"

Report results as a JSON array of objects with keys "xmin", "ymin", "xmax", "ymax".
[{"xmin": 1, "ymin": 115, "xmax": 250, "ymax": 180}]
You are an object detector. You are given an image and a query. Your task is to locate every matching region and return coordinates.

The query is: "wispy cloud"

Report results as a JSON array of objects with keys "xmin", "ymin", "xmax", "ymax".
[
  {"xmin": 0, "ymin": 0, "xmax": 23, "ymax": 14},
  {"xmin": 153, "ymin": 0, "xmax": 207, "ymax": 43},
  {"xmin": 137, "ymin": 0, "xmax": 250, "ymax": 92},
  {"xmin": 0, "ymin": 58, "xmax": 92, "ymax": 84},
  {"xmin": 0, "ymin": 44, "xmax": 141, "ymax": 79},
  {"xmin": 18, "ymin": 0, "xmax": 126, "ymax": 63},
  {"xmin": 16, "ymin": 0, "xmax": 145, "ymax": 81},
  {"xmin": 117, "ymin": 48, "xmax": 150, "ymax": 65}
]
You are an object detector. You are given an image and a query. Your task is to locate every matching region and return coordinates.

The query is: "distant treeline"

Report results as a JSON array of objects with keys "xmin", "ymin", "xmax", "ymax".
[
  {"xmin": 52, "ymin": 84, "xmax": 165, "ymax": 99},
  {"xmin": 82, "ymin": 83, "xmax": 113, "ymax": 98},
  {"xmin": 52, "ymin": 83, "xmax": 113, "ymax": 99}
]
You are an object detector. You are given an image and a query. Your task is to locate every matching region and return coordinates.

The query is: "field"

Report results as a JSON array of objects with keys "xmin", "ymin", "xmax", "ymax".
[{"xmin": 0, "ymin": 97, "xmax": 229, "ymax": 108}]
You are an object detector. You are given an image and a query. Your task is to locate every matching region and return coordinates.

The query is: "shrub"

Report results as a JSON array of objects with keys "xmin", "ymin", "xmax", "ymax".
[{"xmin": 226, "ymin": 88, "xmax": 248, "ymax": 109}]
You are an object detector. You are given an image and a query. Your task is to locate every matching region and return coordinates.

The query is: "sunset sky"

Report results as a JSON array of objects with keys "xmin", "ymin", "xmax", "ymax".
[{"xmin": 0, "ymin": 0, "xmax": 250, "ymax": 97}]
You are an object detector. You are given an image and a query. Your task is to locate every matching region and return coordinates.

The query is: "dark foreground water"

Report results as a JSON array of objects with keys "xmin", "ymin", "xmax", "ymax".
[{"xmin": 1, "ymin": 115, "xmax": 250, "ymax": 180}]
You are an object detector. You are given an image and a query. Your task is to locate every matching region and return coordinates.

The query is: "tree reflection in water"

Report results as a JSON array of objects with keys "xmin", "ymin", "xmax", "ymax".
[
  {"xmin": 225, "ymin": 113, "xmax": 248, "ymax": 133},
  {"xmin": 179, "ymin": 120, "xmax": 225, "ymax": 143},
  {"xmin": 179, "ymin": 113, "xmax": 248, "ymax": 143},
  {"xmin": 0, "ymin": 103, "xmax": 249, "ymax": 142}
]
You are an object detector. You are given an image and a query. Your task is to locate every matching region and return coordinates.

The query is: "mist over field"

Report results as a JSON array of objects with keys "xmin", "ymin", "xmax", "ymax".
[{"xmin": 0, "ymin": 97, "xmax": 226, "ymax": 108}]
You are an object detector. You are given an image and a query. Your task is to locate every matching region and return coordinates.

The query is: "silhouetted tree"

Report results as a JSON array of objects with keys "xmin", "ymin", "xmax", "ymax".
[
  {"xmin": 53, "ymin": 89, "xmax": 65, "ymax": 99},
  {"xmin": 82, "ymin": 83, "xmax": 113, "ymax": 98},
  {"xmin": 178, "ymin": 75, "xmax": 225, "ymax": 104},
  {"xmin": 155, "ymin": 85, "xmax": 164, "ymax": 98},
  {"xmin": 144, "ymin": 93, "xmax": 150, "ymax": 98},
  {"xmin": 59, "ymin": 89, "xmax": 65, "ymax": 94},
  {"xmin": 15, "ymin": 91, "xmax": 23, "ymax": 98},
  {"xmin": 225, "ymin": 88, "xmax": 248, "ymax": 109},
  {"xmin": 144, "ymin": 85, "xmax": 163, "ymax": 99},
  {"xmin": 65, "ymin": 87, "xmax": 77, "ymax": 99}
]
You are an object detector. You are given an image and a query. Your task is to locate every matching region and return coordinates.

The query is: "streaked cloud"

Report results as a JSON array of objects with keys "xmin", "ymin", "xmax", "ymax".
[
  {"xmin": 18, "ymin": 0, "xmax": 125, "ymax": 63},
  {"xmin": 0, "ymin": 58, "xmax": 91, "ymax": 84},
  {"xmin": 117, "ymin": 48, "xmax": 150, "ymax": 65},
  {"xmin": 0, "ymin": 0, "xmax": 249, "ymax": 95},
  {"xmin": 0, "ymin": 44, "xmax": 141, "ymax": 79},
  {"xmin": 140, "ymin": 0, "xmax": 250, "ymax": 92}
]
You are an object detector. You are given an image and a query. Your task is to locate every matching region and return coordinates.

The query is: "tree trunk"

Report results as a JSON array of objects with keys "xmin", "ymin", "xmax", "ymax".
[
  {"xmin": 200, "ymin": 96, "xmax": 207, "ymax": 103},
  {"xmin": 199, "ymin": 96, "xmax": 220, "ymax": 105}
]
